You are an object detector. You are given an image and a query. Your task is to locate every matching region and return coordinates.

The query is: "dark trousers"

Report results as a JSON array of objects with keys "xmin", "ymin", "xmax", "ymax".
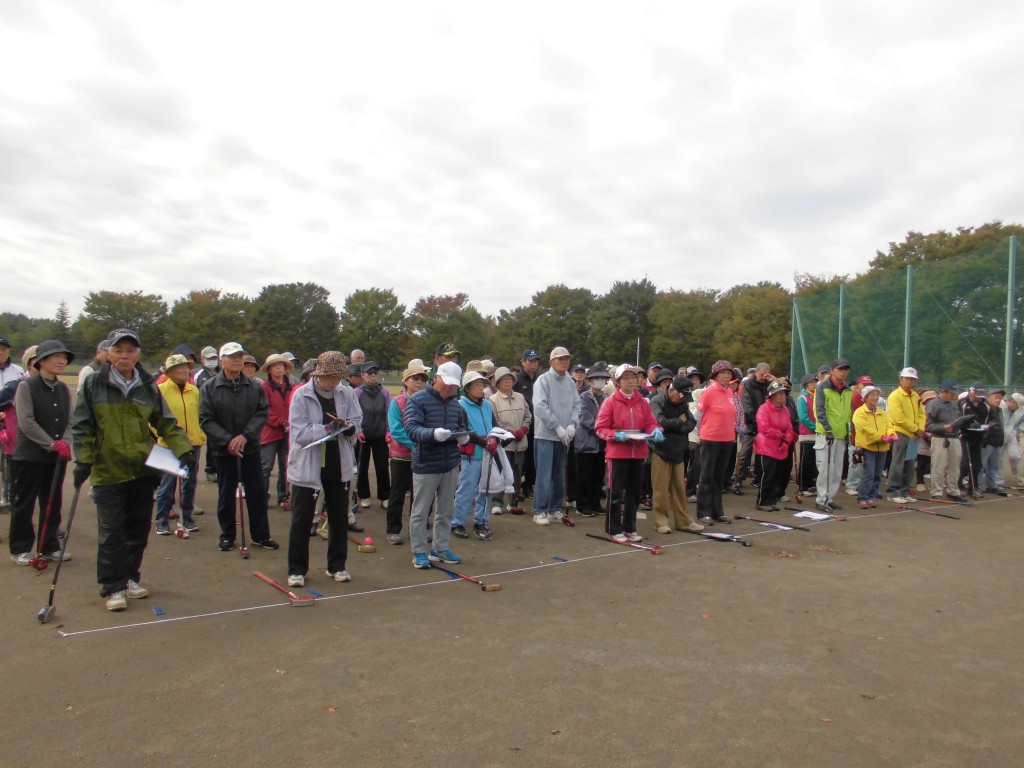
[
  {"xmin": 357, "ymin": 437, "xmax": 390, "ymax": 501},
  {"xmin": 685, "ymin": 443, "xmax": 701, "ymax": 496},
  {"xmin": 797, "ymin": 440, "xmax": 818, "ymax": 491},
  {"xmin": 575, "ymin": 451, "xmax": 605, "ymax": 514},
  {"xmin": 288, "ymin": 482, "xmax": 348, "ymax": 576},
  {"xmin": 698, "ymin": 440, "xmax": 733, "ymax": 519},
  {"xmin": 9, "ymin": 459, "xmax": 64, "ymax": 555},
  {"xmin": 755, "ymin": 454, "xmax": 785, "ymax": 506},
  {"xmin": 95, "ymin": 476, "xmax": 159, "ymax": 597},
  {"xmin": 960, "ymin": 438, "xmax": 983, "ymax": 493},
  {"xmin": 385, "ymin": 459, "xmax": 412, "ymax": 535},
  {"xmin": 605, "ymin": 458, "xmax": 643, "ymax": 536},
  {"xmin": 566, "ymin": 448, "xmax": 578, "ymax": 503},
  {"xmin": 522, "ymin": 429, "xmax": 536, "ymax": 493},
  {"xmin": 214, "ymin": 453, "xmax": 271, "ymax": 542}
]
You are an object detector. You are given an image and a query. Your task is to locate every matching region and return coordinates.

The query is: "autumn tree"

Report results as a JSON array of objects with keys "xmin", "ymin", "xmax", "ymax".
[
  {"xmin": 648, "ymin": 289, "xmax": 725, "ymax": 372},
  {"xmin": 404, "ymin": 293, "xmax": 491, "ymax": 361},
  {"xmin": 868, "ymin": 221, "xmax": 1024, "ymax": 273},
  {"xmin": 712, "ymin": 282, "xmax": 792, "ymax": 371}
]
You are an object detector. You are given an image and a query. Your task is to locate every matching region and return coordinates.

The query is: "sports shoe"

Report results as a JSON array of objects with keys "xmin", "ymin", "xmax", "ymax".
[
  {"xmin": 193, "ymin": 505, "xmax": 204, "ymax": 515},
  {"xmin": 624, "ymin": 531, "xmax": 643, "ymax": 543},
  {"xmin": 845, "ymin": 487, "xmax": 858, "ymax": 496},
  {"xmin": 45, "ymin": 550, "xmax": 71, "ymax": 562},
  {"xmin": 386, "ymin": 533, "xmax": 403, "ymax": 545},
  {"xmin": 218, "ymin": 538, "xmax": 233, "ymax": 551},
  {"xmin": 780, "ymin": 495, "xmax": 790, "ymax": 502},
  {"xmin": 451, "ymin": 524, "xmax": 469, "ymax": 539},
  {"xmin": 105, "ymin": 591, "xmax": 128, "ymax": 611},
  {"xmin": 287, "ymin": 574, "xmax": 305, "ymax": 587},
  {"xmin": 640, "ymin": 497, "xmax": 653, "ymax": 509},
  {"xmin": 156, "ymin": 521, "xmax": 171, "ymax": 535},
  {"xmin": 491, "ymin": 505, "xmax": 503, "ymax": 516},
  {"xmin": 347, "ymin": 522, "xmax": 364, "ymax": 533},
  {"xmin": 610, "ymin": 533, "xmax": 628, "ymax": 543},
  {"xmin": 656, "ymin": 525, "xmax": 672, "ymax": 534},
  {"xmin": 327, "ymin": 570, "xmax": 352, "ymax": 582},
  {"xmin": 686, "ymin": 494, "xmax": 698, "ymax": 503},
  {"xmin": 359, "ymin": 498, "xmax": 371, "ymax": 509},
  {"xmin": 679, "ymin": 522, "xmax": 705, "ymax": 532},
  {"xmin": 251, "ymin": 538, "xmax": 280, "ymax": 550},
  {"xmin": 828, "ymin": 502, "xmax": 842, "ymax": 510},
  {"xmin": 915, "ymin": 483, "xmax": 927, "ymax": 492},
  {"xmin": 901, "ymin": 496, "xmax": 916, "ymax": 503},
  {"xmin": 712, "ymin": 516, "xmax": 732, "ymax": 524},
  {"xmin": 816, "ymin": 502, "xmax": 836, "ymax": 513},
  {"xmin": 533, "ymin": 513, "xmax": 549, "ymax": 526},
  {"xmin": 578, "ymin": 509, "xmax": 598, "ymax": 517},
  {"xmin": 698, "ymin": 516, "xmax": 713, "ymax": 525},
  {"xmin": 858, "ymin": 501, "xmax": 871, "ymax": 509},
  {"xmin": 183, "ymin": 520, "xmax": 199, "ymax": 533},
  {"xmin": 126, "ymin": 579, "xmax": 149, "ymax": 599},
  {"xmin": 428, "ymin": 548, "xmax": 461, "ymax": 564},
  {"xmin": 11, "ymin": 552, "xmax": 32, "ymax": 566},
  {"xmin": 412, "ymin": 553, "xmax": 431, "ymax": 569},
  {"xmin": 888, "ymin": 495, "xmax": 908, "ymax": 504},
  {"xmin": 473, "ymin": 523, "xmax": 493, "ymax": 541}
]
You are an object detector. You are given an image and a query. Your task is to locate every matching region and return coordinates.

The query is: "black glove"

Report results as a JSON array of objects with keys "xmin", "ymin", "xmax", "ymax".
[
  {"xmin": 73, "ymin": 463, "xmax": 92, "ymax": 489},
  {"xmin": 825, "ymin": 432, "xmax": 834, "ymax": 446},
  {"xmin": 178, "ymin": 451, "xmax": 198, "ymax": 475}
]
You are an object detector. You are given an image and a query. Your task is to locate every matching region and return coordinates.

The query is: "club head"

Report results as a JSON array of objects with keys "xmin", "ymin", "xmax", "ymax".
[
  {"xmin": 481, "ymin": 583, "xmax": 503, "ymax": 592},
  {"xmin": 37, "ymin": 605, "xmax": 54, "ymax": 624},
  {"xmin": 741, "ymin": 540, "xmax": 753, "ymax": 547},
  {"xmin": 561, "ymin": 516, "xmax": 575, "ymax": 527},
  {"xmin": 240, "ymin": 546, "xmax": 250, "ymax": 559},
  {"xmin": 30, "ymin": 558, "xmax": 49, "ymax": 572},
  {"xmin": 649, "ymin": 546, "xmax": 663, "ymax": 555}
]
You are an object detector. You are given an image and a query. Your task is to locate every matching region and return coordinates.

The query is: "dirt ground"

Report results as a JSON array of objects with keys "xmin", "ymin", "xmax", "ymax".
[{"xmin": 2, "ymin": 469, "xmax": 1022, "ymax": 768}]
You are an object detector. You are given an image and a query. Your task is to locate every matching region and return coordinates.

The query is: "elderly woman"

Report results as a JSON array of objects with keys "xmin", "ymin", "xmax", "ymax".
[
  {"xmin": 852, "ymin": 385, "xmax": 897, "ymax": 509},
  {"xmin": 695, "ymin": 360, "xmax": 741, "ymax": 525},
  {"xmin": 285, "ymin": 351, "xmax": 362, "ymax": 587},
  {"xmin": 260, "ymin": 353, "xmax": 296, "ymax": 510},
  {"xmin": 754, "ymin": 380, "xmax": 797, "ymax": 512}
]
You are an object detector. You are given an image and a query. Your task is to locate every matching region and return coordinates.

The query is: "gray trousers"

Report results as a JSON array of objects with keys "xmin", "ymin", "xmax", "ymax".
[
  {"xmin": 409, "ymin": 466, "xmax": 459, "ymax": 555},
  {"xmin": 815, "ymin": 434, "xmax": 846, "ymax": 505},
  {"xmin": 886, "ymin": 434, "xmax": 913, "ymax": 495}
]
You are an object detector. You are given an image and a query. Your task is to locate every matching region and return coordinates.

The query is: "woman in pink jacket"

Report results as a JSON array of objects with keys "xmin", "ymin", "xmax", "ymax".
[
  {"xmin": 595, "ymin": 364, "xmax": 664, "ymax": 542},
  {"xmin": 695, "ymin": 360, "xmax": 741, "ymax": 524},
  {"xmin": 754, "ymin": 380, "xmax": 798, "ymax": 511}
]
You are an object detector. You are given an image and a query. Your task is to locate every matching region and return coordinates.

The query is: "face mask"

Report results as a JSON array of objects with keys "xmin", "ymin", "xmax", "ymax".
[{"xmin": 204, "ymin": 360, "xmax": 217, "ymax": 370}]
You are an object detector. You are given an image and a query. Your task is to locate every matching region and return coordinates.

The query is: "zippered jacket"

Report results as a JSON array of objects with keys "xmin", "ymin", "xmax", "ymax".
[
  {"xmin": 200, "ymin": 372, "xmax": 268, "ymax": 457},
  {"xmin": 157, "ymin": 379, "xmax": 206, "ymax": 447},
  {"xmin": 286, "ymin": 381, "xmax": 361, "ymax": 489},
  {"xmin": 595, "ymin": 389, "xmax": 658, "ymax": 460}
]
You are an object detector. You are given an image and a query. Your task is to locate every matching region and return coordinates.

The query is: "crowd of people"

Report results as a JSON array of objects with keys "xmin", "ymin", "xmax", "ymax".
[{"xmin": 1, "ymin": 331, "xmax": 1022, "ymax": 614}]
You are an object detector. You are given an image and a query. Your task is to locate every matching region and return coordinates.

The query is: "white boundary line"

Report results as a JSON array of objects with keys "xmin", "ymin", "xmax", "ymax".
[{"xmin": 56, "ymin": 497, "xmax": 1000, "ymax": 639}]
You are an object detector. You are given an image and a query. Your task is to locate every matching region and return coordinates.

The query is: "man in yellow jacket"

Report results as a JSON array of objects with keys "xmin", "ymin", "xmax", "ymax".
[
  {"xmin": 155, "ymin": 354, "xmax": 207, "ymax": 534},
  {"xmin": 886, "ymin": 366, "xmax": 926, "ymax": 504}
]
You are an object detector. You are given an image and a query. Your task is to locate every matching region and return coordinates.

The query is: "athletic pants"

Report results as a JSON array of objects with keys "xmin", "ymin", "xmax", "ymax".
[
  {"xmin": 409, "ymin": 466, "xmax": 459, "ymax": 555},
  {"xmin": 95, "ymin": 476, "xmax": 159, "ymax": 597},
  {"xmin": 385, "ymin": 459, "xmax": 412, "ymax": 535},
  {"xmin": 605, "ymin": 458, "xmax": 643, "ymax": 536},
  {"xmin": 288, "ymin": 481, "xmax": 348, "ymax": 577},
  {"xmin": 8, "ymin": 458, "xmax": 64, "ymax": 556},
  {"xmin": 214, "ymin": 453, "xmax": 271, "ymax": 542},
  {"xmin": 815, "ymin": 434, "xmax": 846, "ymax": 505}
]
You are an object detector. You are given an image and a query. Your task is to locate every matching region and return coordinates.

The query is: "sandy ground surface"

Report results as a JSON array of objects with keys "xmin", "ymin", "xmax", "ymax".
[{"xmin": 2, "ymin": 470, "xmax": 1022, "ymax": 768}]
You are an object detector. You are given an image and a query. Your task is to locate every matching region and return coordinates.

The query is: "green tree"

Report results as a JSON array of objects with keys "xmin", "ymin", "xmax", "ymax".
[
  {"xmin": 591, "ymin": 279, "xmax": 658, "ymax": 364},
  {"xmin": 54, "ymin": 301, "xmax": 72, "ymax": 343},
  {"xmin": 79, "ymin": 290, "xmax": 169, "ymax": 352},
  {"xmin": 713, "ymin": 282, "xmax": 792, "ymax": 372},
  {"xmin": 648, "ymin": 289, "xmax": 725, "ymax": 373},
  {"xmin": 0, "ymin": 312, "xmax": 58, "ymax": 359},
  {"xmin": 248, "ymin": 283, "xmax": 340, "ymax": 362},
  {"xmin": 404, "ymin": 294, "xmax": 491, "ymax": 361},
  {"xmin": 518, "ymin": 285, "xmax": 596, "ymax": 365},
  {"xmin": 491, "ymin": 306, "xmax": 530, "ymax": 366},
  {"xmin": 338, "ymin": 288, "xmax": 408, "ymax": 369},
  {"xmin": 868, "ymin": 221, "xmax": 1024, "ymax": 273},
  {"xmin": 167, "ymin": 289, "xmax": 253, "ymax": 356}
]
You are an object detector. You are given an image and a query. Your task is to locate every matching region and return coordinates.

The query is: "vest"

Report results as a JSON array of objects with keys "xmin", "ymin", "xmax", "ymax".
[{"xmin": 15, "ymin": 376, "xmax": 71, "ymax": 463}]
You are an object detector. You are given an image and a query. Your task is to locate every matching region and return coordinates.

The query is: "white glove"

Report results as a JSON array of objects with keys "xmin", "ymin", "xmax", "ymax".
[
  {"xmin": 433, "ymin": 428, "xmax": 452, "ymax": 442},
  {"xmin": 556, "ymin": 426, "xmax": 570, "ymax": 447},
  {"xmin": 565, "ymin": 425, "xmax": 576, "ymax": 442},
  {"xmin": 456, "ymin": 433, "xmax": 471, "ymax": 445}
]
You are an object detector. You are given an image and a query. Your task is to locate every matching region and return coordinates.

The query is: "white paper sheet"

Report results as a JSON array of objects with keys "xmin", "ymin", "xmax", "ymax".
[{"xmin": 145, "ymin": 444, "xmax": 188, "ymax": 478}]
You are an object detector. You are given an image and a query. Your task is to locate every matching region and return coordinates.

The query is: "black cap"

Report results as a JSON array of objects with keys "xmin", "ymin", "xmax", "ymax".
[
  {"xmin": 671, "ymin": 375, "xmax": 694, "ymax": 393},
  {"xmin": 586, "ymin": 367, "xmax": 610, "ymax": 380},
  {"xmin": 108, "ymin": 328, "xmax": 141, "ymax": 347},
  {"xmin": 361, "ymin": 361, "xmax": 380, "ymax": 374},
  {"xmin": 435, "ymin": 342, "xmax": 460, "ymax": 357},
  {"xmin": 570, "ymin": 363, "xmax": 586, "ymax": 373},
  {"xmin": 522, "ymin": 349, "xmax": 540, "ymax": 361},
  {"xmin": 938, "ymin": 379, "xmax": 958, "ymax": 393},
  {"xmin": 0, "ymin": 336, "xmax": 11, "ymax": 348},
  {"xmin": 831, "ymin": 358, "xmax": 851, "ymax": 370},
  {"xmin": 654, "ymin": 370, "xmax": 675, "ymax": 385},
  {"xmin": 346, "ymin": 363, "xmax": 363, "ymax": 376}
]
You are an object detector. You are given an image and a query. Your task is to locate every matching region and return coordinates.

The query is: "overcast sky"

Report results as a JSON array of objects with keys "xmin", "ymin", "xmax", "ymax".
[{"xmin": 2, "ymin": 1, "xmax": 1022, "ymax": 321}]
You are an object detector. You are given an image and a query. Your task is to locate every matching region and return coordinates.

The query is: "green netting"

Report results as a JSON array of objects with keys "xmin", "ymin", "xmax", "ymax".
[{"xmin": 791, "ymin": 238, "xmax": 1021, "ymax": 389}]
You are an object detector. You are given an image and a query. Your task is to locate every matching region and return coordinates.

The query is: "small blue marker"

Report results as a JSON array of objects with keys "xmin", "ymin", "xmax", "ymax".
[
  {"xmin": 152, "ymin": 605, "xmax": 166, "ymax": 616},
  {"xmin": 305, "ymin": 589, "xmax": 324, "ymax": 598},
  {"xmin": 551, "ymin": 556, "xmax": 568, "ymax": 562}
]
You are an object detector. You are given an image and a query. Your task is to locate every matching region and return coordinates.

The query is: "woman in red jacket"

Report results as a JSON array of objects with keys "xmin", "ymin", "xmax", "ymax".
[
  {"xmin": 260, "ymin": 354, "xmax": 296, "ymax": 510},
  {"xmin": 754, "ymin": 380, "xmax": 798, "ymax": 511},
  {"xmin": 595, "ymin": 364, "xmax": 664, "ymax": 542}
]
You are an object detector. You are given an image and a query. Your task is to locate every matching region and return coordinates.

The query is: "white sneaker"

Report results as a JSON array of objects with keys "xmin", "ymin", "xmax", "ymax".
[
  {"xmin": 359, "ymin": 499, "xmax": 371, "ymax": 509},
  {"xmin": 327, "ymin": 570, "xmax": 352, "ymax": 582},
  {"xmin": 901, "ymin": 496, "xmax": 916, "ymax": 503},
  {"xmin": 533, "ymin": 513, "xmax": 550, "ymax": 526},
  {"xmin": 491, "ymin": 505, "xmax": 503, "ymax": 516},
  {"xmin": 126, "ymin": 579, "xmax": 149, "ymax": 599},
  {"xmin": 780, "ymin": 494, "xmax": 790, "ymax": 502},
  {"xmin": 624, "ymin": 532, "xmax": 643, "ymax": 543},
  {"xmin": 684, "ymin": 522, "xmax": 705, "ymax": 532},
  {"xmin": 105, "ymin": 591, "xmax": 127, "ymax": 611},
  {"xmin": 610, "ymin": 532, "xmax": 627, "ymax": 543},
  {"xmin": 845, "ymin": 487, "xmax": 858, "ymax": 496},
  {"xmin": 287, "ymin": 574, "xmax": 305, "ymax": 587},
  {"xmin": 45, "ymin": 550, "xmax": 71, "ymax": 562},
  {"xmin": 888, "ymin": 495, "xmax": 908, "ymax": 504},
  {"xmin": 12, "ymin": 552, "xmax": 32, "ymax": 566}
]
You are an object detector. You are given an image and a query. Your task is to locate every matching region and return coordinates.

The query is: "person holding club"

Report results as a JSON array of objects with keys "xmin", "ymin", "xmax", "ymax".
[{"xmin": 73, "ymin": 329, "xmax": 195, "ymax": 612}]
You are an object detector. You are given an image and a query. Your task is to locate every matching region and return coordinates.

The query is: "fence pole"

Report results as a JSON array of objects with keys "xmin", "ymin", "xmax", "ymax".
[
  {"xmin": 837, "ymin": 284, "xmax": 845, "ymax": 358},
  {"xmin": 1006, "ymin": 236, "xmax": 1018, "ymax": 388},
  {"xmin": 903, "ymin": 266, "xmax": 913, "ymax": 369},
  {"xmin": 793, "ymin": 299, "xmax": 809, "ymax": 376}
]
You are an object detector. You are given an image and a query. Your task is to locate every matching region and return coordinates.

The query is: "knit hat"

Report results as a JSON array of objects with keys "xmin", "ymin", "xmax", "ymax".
[
  {"xmin": 710, "ymin": 359, "xmax": 735, "ymax": 378},
  {"xmin": 314, "ymin": 351, "xmax": 349, "ymax": 378}
]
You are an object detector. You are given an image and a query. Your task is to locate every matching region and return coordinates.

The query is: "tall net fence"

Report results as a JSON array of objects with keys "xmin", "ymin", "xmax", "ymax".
[{"xmin": 791, "ymin": 237, "xmax": 1021, "ymax": 390}]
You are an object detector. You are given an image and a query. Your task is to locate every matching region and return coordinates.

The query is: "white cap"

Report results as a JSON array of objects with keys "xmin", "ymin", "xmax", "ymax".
[
  {"xmin": 436, "ymin": 361, "xmax": 463, "ymax": 386},
  {"xmin": 549, "ymin": 346, "xmax": 571, "ymax": 360},
  {"xmin": 613, "ymin": 363, "xmax": 643, "ymax": 380},
  {"xmin": 899, "ymin": 367, "xmax": 918, "ymax": 379},
  {"xmin": 219, "ymin": 342, "xmax": 244, "ymax": 357},
  {"xmin": 860, "ymin": 385, "xmax": 879, "ymax": 398}
]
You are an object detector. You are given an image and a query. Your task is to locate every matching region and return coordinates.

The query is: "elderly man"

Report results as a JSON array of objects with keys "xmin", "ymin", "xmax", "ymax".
[
  {"xmin": 814, "ymin": 358, "xmax": 852, "ymax": 513},
  {"xmin": 886, "ymin": 367, "xmax": 926, "ymax": 503},
  {"xmin": 735, "ymin": 362, "xmax": 774, "ymax": 489},
  {"xmin": 531, "ymin": 347, "xmax": 582, "ymax": 526},
  {"xmin": 200, "ymin": 342, "xmax": 277, "ymax": 552},
  {"xmin": 925, "ymin": 380, "xmax": 965, "ymax": 499},
  {"xmin": 76, "ymin": 339, "xmax": 110, "ymax": 393},
  {"xmin": 513, "ymin": 349, "xmax": 541, "ymax": 498},
  {"xmin": 73, "ymin": 329, "xmax": 195, "ymax": 611}
]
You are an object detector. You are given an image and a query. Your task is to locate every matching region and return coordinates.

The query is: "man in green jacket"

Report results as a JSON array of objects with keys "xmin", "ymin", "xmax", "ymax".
[
  {"xmin": 813, "ymin": 358, "xmax": 853, "ymax": 513},
  {"xmin": 73, "ymin": 328, "xmax": 195, "ymax": 612}
]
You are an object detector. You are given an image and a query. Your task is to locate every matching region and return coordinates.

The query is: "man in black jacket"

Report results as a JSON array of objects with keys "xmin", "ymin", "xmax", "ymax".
[
  {"xmin": 513, "ymin": 349, "xmax": 541, "ymax": 497},
  {"xmin": 735, "ymin": 363, "xmax": 773, "ymax": 488},
  {"xmin": 649, "ymin": 376, "xmax": 703, "ymax": 534},
  {"xmin": 200, "ymin": 342, "xmax": 277, "ymax": 551}
]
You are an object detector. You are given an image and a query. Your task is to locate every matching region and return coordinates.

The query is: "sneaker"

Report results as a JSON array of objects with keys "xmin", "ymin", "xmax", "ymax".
[
  {"xmin": 218, "ymin": 538, "xmax": 233, "ymax": 551},
  {"xmin": 858, "ymin": 501, "xmax": 871, "ymax": 510},
  {"xmin": 193, "ymin": 505, "xmax": 204, "ymax": 515},
  {"xmin": 11, "ymin": 552, "xmax": 32, "ymax": 566},
  {"xmin": 888, "ymin": 496, "xmax": 908, "ymax": 504},
  {"xmin": 915, "ymin": 483, "xmax": 927, "ymax": 492},
  {"xmin": 816, "ymin": 502, "xmax": 836, "ymax": 514},
  {"xmin": 412, "ymin": 552, "xmax": 431, "ymax": 569},
  {"xmin": 347, "ymin": 522, "xmax": 364, "ymax": 533},
  {"xmin": 359, "ymin": 499, "xmax": 371, "ymax": 509},
  {"xmin": 105, "ymin": 591, "xmax": 127, "ymax": 612},
  {"xmin": 656, "ymin": 525, "xmax": 672, "ymax": 534},
  {"xmin": 610, "ymin": 532, "xmax": 628, "ymax": 543},
  {"xmin": 845, "ymin": 487, "xmax": 858, "ymax": 496},
  {"xmin": 473, "ymin": 524, "xmax": 493, "ymax": 541},
  {"xmin": 45, "ymin": 550, "xmax": 71, "ymax": 562},
  {"xmin": 686, "ymin": 494, "xmax": 698, "ymax": 503},
  {"xmin": 533, "ymin": 513, "xmax": 550, "ymax": 526},
  {"xmin": 491, "ymin": 505, "xmax": 503, "ymax": 516},
  {"xmin": 251, "ymin": 538, "xmax": 280, "ymax": 550},
  {"xmin": 578, "ymin": 509, "xmax": 597, "ymax": 518},
  {"xmin": 327, "ymin": 570, "xmax": 352, "ymax": 582},
  {"xmin": 640, "ymin": 497, "xmax": 653, "ymax": 510},
  {"xmin": 680, "ymin": 522, "xmax": 705, "ymax": 532},
  {"xmin": 780, "ymin": 494, "xmax": 790, "ymax": 502},
  {"xmin": 451, "ymin": 524, "xmax": 469, "ymax": 539},
  {"xmin": 287, "ymin": 574, "xmax": 305, "ymax": 587},
  {"xmin": 624, "ymin": 531, "xmax": 643, "ymax": 543},
  {"xmin": 428, "ymin": 548, "xmax": 461, "ymax": 564},
  {"xmin": 126, "ymin": 579, "xmax": 149, "ymax": 599},
  {"xmin": 156, "ymin": 521, "xmax": 171, "ymax": 535},
  {"xmin": 698, "ymin": 516, "xmax": 713, "ymax": 525},
  {"xmin": 386, "ymin": 533, "xmax": 403, "ymax": 545},
  {"xmin": 827, "ymin": 502, "xmax": 843, "ymax": 511},
  {"xmin": 712, "ymin": 516, "xmax": 732, "ymax": 524},
  {"xmin": 866, "ymin": 501, "xmax": 878, "ymax": 508},
  {"xmin": 183, "ymin": 520, "xmax": 199, "ymax": 533},
  {"xmin": 756, "ymin": 505, "xmax": 774, "ymax": 512},
  {"xmin": 901, "ymin": 496, "xmax": 916, "ymax": 503}
]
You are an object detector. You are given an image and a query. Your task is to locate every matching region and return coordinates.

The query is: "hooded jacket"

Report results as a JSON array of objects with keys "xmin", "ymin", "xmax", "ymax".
[
  {"xmin": 286, "ymin": 380, "xmax": 361, "ymax": 488},
  {"xmin": 649, "ymin": 390, "xmax": 695, "ymax": 464},
  {"xmin": 595, "ymin": 388, "xmax": 658, "ymax": 461},
  {"xmin": 754, "ymin": 400, "xmax": 797, "ymax": 461}
]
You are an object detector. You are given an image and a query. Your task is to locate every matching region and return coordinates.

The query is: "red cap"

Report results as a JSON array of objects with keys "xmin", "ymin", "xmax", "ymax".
[{"xmin": 856, "ymin": 375, "xmax": 873, "ymax": 385}]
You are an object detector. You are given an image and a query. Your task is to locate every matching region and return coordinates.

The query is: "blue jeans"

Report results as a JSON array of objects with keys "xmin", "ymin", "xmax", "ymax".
[
  {"xmin": 155, "ymin": 446, "xmax": 200, "ymax": 523},
  {"xmin": 533, "ymin": 438, "xmax": 567, "ymax": 516},
  {"xmin": 857, "ymin": 450, "xmax": 884, "ymax": 503},
  {"xmin": 452, "ymin": 457, "xmax": 491, "ymax": 527}
]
